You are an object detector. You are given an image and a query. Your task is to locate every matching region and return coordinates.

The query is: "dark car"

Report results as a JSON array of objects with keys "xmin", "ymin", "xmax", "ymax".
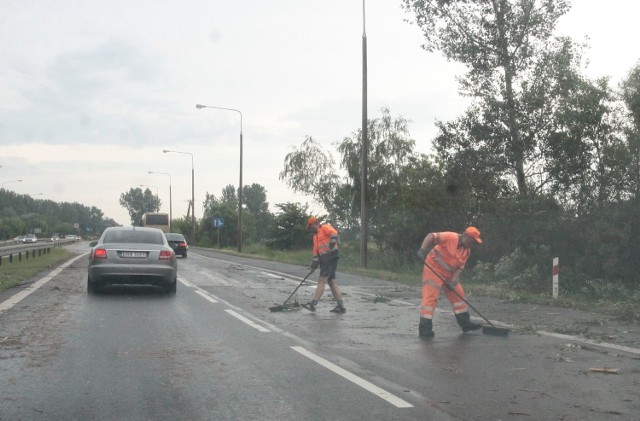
[
  {"xmin": 165, "ymin": 233, "xmax": 188, "ymax": 258},
  {"xmin": 87, "ymin": 226, "xmax": 178, "ymax": 294}
]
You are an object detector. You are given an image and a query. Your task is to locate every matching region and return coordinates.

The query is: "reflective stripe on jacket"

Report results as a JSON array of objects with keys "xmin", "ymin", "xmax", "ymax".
[
  {"xmin": 425, "ymin": 232, "xmax": 469, "ymax": 280},
  {"xmin": 313, "ymin": 223, "xmax": 339, "ymax": 257}
]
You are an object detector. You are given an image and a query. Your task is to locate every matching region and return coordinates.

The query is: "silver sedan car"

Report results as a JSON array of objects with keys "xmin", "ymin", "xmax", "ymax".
[{"xmin": 87, "ymin": 226, "xmax": 178, "ymax": 294}]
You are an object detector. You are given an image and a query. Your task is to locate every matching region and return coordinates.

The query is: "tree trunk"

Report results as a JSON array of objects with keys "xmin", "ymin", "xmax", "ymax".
[{"xmin": 493, "ymin": 0, "xmax": 528, "ymax": 196}]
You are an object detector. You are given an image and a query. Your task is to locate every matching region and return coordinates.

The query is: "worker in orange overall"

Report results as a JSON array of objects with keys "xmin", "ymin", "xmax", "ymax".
[
  {"xmin": 416, "ymin": 227, "xmax": 483, "ymax": 337},
  {"xmin": 301, "ymin": 216, "xmax": 346, "ymax": 313}
]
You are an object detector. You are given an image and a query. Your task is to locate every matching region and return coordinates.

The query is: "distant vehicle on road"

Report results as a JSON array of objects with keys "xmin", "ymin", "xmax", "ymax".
[
  {"xmin": 14, "ymin": 236, "xmax": 24, "ymax": 243},
  {"xmin": 165, "ymin": 233, "xmax": 188, "ymax": 258},
  {"xmin": 65, "ymin": 234, "xmax": 79, "ymax": 241},
  {"xmin": 140, "ymin": 212, "xmax": 170, "ymax": 233},
  {"xmin": 51, "ymin": 233, "xmax": 61, "ymax": 241},
  {"xmin": 22, "ymin": 234, "xmax": 38, "ymax": 243},
  {"xmin": 87, "ymin": 226, "xmax": 177, "ymax": 294}
]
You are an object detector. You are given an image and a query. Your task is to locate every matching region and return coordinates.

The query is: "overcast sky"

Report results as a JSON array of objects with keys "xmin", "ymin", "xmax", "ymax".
[{"xmin": 1, "ymin": 0, "xmax": 638, "ymax": 226}]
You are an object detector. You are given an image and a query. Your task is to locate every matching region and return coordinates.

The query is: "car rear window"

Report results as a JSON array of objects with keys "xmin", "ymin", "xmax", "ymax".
[
  {"xmin": 103, "ymin": 230, "xmax": 164, "ymax": 245},
  {"xmin": 165, "ymin": 234, "xmax": 185, "ymax": 241}
]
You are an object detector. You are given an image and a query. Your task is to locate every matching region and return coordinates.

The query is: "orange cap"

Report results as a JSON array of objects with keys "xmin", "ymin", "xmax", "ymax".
[
  {"xmin": 306, "ymin": 216, "xmax": 318, "ymax": 229},
  {"xmin": 464, "ymin": 226, "xmax": 482, "ymax": 243}
]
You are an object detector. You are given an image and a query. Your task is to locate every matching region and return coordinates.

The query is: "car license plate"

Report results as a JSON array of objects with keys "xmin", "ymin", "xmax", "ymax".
[{"xmin": 120, "ymin": 251, "xmax": 147, "ymax": 258}]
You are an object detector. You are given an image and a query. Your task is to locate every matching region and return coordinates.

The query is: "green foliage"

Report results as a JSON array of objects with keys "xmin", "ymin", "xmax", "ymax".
[
  {"xmin": 0, "ymin": 189, "xmax": 116, "ymax": 240},
  {"xmin": 266, "ymin": 202, "xmax": 311, "ymax": 251},
  {"xmin": 119, "ymin": 187, "xmax": 159, "ymax": 226},
  {"xmin": 279, "ymin": 136, "xmax": 339, "ymax": 218},
  {"xmin": 0, "ymin": 216, "xmax": 26, "ymax": 240},
  {"xmin": 404, "ymin": 0, "xmax": 574, "ymax": 196},
  {"xmin": 201, "ymin": 189, "xmax": 241, "ymax": 248},
  {"xmin": 243, "ymin": 183, "xmax": 273, "ymax": 243},
  {"xmin": 169, "ymin": 217, "xmax": 191, "ymax": 237}
]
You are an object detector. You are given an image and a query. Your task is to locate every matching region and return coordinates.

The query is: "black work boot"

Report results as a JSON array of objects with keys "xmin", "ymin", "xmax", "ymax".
[
  {"xmin": 330, "ymin": 304, "xmax": 346, "ymax": 313},
  {"xmin": 419, "ymin": 318, "xmax": 435, "ymax": 338},
  {"xmin": 301, "ymin": 300, "xmax": 317, "ymax": 312},
  {"xmin": 330, "ymin": 299, "xmax": 346, "ymax": 313},
  {"xmin": 455, "ymin": 312, "xmax": 482, "ymax": 332}
]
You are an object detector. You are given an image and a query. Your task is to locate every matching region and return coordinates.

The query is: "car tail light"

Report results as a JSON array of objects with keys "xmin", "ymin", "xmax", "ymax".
[
  {"xmin": 159, "ymin": 250, "xmax": 174, "ymax": 260},
  {"xmin": 93, "ymin": 248, "xmax": 107, "ymax": 259},
  {"xmin": 179, "ymin": 241, "xmax": 187, "ymax": 247}
]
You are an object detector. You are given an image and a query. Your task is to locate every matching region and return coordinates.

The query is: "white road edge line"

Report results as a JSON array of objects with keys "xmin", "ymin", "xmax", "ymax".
[
  {"xmin": 225, "ymin": 309, "xmax": 270, "ymax": 332},
  {"xmin": 291, "ymin": 346, "xmax": 413, "ymax": 408},
  {"xmin": 195, "ymin": 290, "xmax": 218, "ymax": 303},
  {"xmin": 0, "ymin": 253, "xmax": 87, "ymax": 315},
  {"xmin": 538, "ymin": 330, "xmax": 640, "ymax": 356}
]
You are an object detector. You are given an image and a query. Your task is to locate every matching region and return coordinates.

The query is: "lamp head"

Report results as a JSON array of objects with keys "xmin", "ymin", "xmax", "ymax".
[{"xmin": 195, "ymin": 104, "xmax": 205, "ymax": 109}]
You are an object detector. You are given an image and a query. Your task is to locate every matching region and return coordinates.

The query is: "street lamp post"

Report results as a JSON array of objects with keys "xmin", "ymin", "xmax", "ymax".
[
  {"xmin": 148, "ymin": 171, "xmax": 172, "ymax": 231},
  {"xmin": 163, "ymin": 150, "xmax": 195, "ymax": 243},
  {"xmin": 140, "ymin": 184, "xmax": 159, "ymax": 212},
  {"xmin": 1, "ymin": 179, "xmax": 23, "ymax": 189},
  {"xmin": 195, "ymin": 103, "xmax": 244, "ymax": 253},
  {"xmin": 360, "ymin": 0, "xmax": 369, "ymax": 268}
]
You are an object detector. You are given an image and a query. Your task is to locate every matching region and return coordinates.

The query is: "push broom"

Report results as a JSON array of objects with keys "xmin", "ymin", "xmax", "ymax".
[{"xmin": 269, "ymin": 268, "xmax": 316, "ymax": 312}]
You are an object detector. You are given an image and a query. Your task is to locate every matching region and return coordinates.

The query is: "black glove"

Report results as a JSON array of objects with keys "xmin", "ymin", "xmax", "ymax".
[
  {"xmin": 444, "ymin": 281, "xmax": 456, "ymax": 291},
  {"xmin": 416, "ymin": 248, "xmax": 427, "ymax": 261},
  {"xmin": 310, "ymin": 258, "xmax": 319, "ymax": 271}
]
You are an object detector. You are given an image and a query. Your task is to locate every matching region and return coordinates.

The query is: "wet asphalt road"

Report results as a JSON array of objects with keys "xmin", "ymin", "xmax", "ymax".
[{"xmin": 0, "ymin": 244, "xmax": 638, "ymax": 420}]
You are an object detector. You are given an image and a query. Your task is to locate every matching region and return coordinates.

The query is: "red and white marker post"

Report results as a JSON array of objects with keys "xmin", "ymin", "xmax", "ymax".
[{"xmin": 552, "ymin": 257, "xmax": 559, "ymax": 299}]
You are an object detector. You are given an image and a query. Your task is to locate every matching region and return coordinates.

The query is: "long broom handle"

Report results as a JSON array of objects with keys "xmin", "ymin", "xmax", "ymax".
[
  {"xmin": 422, "ymin": 260, "xmax": 496, "ymax": 327},
  {"xmin": 281, "ymin": 268, "xmax": 316, "ymax": 306}
]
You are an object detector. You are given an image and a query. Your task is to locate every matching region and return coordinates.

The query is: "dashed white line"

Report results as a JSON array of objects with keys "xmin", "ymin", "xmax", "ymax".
[
  {"xmin": 178, "ymin": 277, "xmax": 193, "ymax": 287},
  {"xmin": 195, "ymin": 290, "xmax": 218, "ymax": 303},
  {"xmin": 291, "ymin": 346, "xmax": 413, "ymax": 408},
  {"xmin": 225, "ymin": 309, "xmax": 270, "ymax": 332}
]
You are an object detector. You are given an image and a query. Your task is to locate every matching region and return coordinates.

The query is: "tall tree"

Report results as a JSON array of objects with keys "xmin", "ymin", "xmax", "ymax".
[
  {"xmin": 403, "ymin": 0, "xmax": 572, "ymax": 196},
  {"xmin": 280, "ymin": 109, "xmax": 418, "ymax": 232},
  {"xmin": 119, "ymin": 187, "xmax": 159, "ymax": 226},
  {"xmin": 243, "ymin": 183, "xmax": 273, "ymax": 242},
  {"xmin": 336, "ymin": 107, "xmax": 418, "ymax": 235},
  {"xmin": 279, "ymin": 136, "xmax": 340, "ymax": 216},
  {"xmin": 621, "ymin": 61, "xmax": 640, "ymax": 199}
]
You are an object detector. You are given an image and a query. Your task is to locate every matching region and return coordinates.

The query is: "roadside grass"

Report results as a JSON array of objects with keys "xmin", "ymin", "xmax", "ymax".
[{"xmin": 0, "ymin": 248, "xmax": 73, "ymax": 293}]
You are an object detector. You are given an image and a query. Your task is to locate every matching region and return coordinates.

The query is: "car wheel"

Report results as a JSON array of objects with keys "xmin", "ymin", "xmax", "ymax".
[{"xmin": 165, "ymin": 278, "xmax": 177, "ymax": 295}]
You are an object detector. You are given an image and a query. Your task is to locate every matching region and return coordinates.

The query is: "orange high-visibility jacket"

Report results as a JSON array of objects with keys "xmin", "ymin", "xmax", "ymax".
[
  {"xmin": 313, "ymin": 223, "xmax": 340, "ymax": 257},
  {"xmin": 425, "ymin": 232, "xmax": 470, "ymax": 280}
]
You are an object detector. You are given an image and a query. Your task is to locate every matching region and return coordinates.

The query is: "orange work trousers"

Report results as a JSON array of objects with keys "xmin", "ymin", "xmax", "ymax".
[{"xmin": 420, "ymin": 265, "xmax": 468, "ymax": 319}]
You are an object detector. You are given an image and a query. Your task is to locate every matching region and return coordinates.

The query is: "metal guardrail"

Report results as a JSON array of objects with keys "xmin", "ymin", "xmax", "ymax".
[{"xmin": 0, "ymin": 239, "xmax": 76, "ymax": 265}]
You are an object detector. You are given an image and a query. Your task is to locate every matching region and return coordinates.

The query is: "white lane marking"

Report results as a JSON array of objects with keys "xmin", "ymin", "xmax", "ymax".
[
  {"xmin": 195, "ymin": 290, "xmax": 218, "ymax": 303},
  {"xmin": 0, "ymin": 253, "xmax": 87, "ymax": 315},
  {"xmin": 264, "ymin": 272, "xmax": 284, "ymax": 279},
  {"xmin": 178, "ymin": 277, "xmax": 193, "ymax": 287},
  {"xmin": 539, "ymin": 331, "xmax": 640, "ymax": 356},
  {"xmin": 225, "ymin": 309, "xmax": 270, "ymax": 332},
  {"xmin": 291, "ymin": 346, "xmax": 413, "ymax": 408}
]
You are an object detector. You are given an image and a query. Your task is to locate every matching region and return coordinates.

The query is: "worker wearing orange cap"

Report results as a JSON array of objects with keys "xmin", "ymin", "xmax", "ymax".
[
  {"xmin": 415, "ymin": 226, "xmax": 483, "ymax": 337},
  {"xmin": 301, "ymin": 216, "xmax": 346, "ymax": 313}
]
